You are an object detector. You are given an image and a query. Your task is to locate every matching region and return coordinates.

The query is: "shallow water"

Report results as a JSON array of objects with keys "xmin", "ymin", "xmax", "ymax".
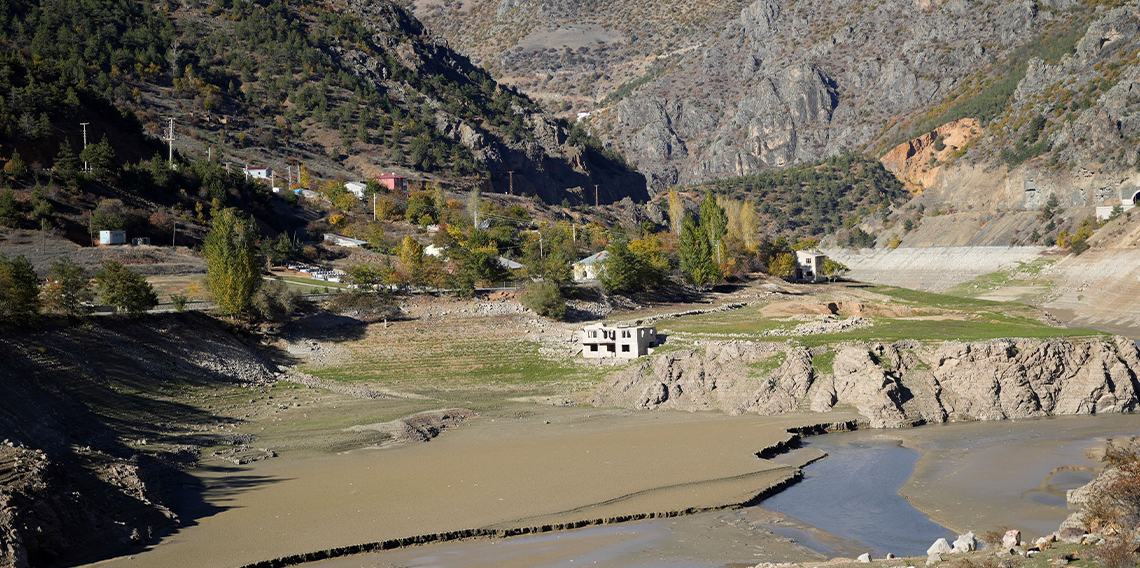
[
  {"xmin": 761, "ymin": 439, "xmax": 955, "ymax": 557},
  {"xmin": 297, "ymin": 413, "xmax": 1139, "ymax": 568}
]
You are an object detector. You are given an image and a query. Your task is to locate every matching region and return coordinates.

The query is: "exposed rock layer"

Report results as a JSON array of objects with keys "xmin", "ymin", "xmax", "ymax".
[{"xmin": 590, "ymin": 337, "xmax": 1140, "ymax": 428}]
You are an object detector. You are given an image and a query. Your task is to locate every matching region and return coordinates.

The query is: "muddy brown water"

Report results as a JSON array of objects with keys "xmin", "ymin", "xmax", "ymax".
[
  {"xmin": 286, "ymin": 414, "xmax": 1139, "ymax": 568},
  {"xmin": 82, "ymin": 411, "xmax": 1139, "ymax": 568}
]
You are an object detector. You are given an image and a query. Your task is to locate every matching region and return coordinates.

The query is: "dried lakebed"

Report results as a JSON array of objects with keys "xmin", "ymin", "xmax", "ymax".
[
  {"xmin": 83, "ymin": 411, "xmax": 1140, "ymax": 568},
  {"xmin": 294, "ymin": 413, "xmax": 1140, "ymax": 568}
]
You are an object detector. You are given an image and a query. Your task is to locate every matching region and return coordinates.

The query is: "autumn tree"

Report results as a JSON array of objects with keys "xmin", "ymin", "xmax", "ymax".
[
  {"xmin": 41, "ymin": 258, "xmax": 94, "ymax": 316},
  {"xmin": 769, "ymin": 253, "xmax": 798, "ymax": 278},
  {"xmin": 820, "ymin": 258, "xmax": 850, "ymax": 283},
  {"xmin": 203, "ymin": 208, "xmax": 262, "ymax": 316}
]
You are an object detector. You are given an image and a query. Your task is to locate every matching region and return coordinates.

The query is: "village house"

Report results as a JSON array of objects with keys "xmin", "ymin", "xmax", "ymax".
[
  {"xmin": 572, "ymin": 251, "xmax": 609, "ymax": 282},
  {"xmin": 244, "ymin": 165, "xmax": 272, "ymax": 180},
  {"xmin": 580, "ymin": 323, "xmax": 657, "ymax": 359},
  {"xmin": 377, "ymin": 173, "xmax": 408, "ymax": 193},
  {"xmin": 345, "ymin": 181, "xmax": 367, "ymax": 200},
  {"xmin": 795, "ymin": 250, "xmax": 827, "ymax": 282}
]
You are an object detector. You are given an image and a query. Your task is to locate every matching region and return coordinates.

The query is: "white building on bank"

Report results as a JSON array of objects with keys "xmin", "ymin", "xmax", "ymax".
[
  {"xmin": 580, "ymin": 323, "xmax": 657, "ymax": 359},
  {"xmin": 795, "ymin": 250, "xmax": 827, "ymax": 282}
]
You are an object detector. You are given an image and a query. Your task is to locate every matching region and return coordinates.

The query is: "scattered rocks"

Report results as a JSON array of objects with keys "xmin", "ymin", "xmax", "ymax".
[
  {"xmin": 1002, "ymin": 530, "xmax": 1021, "ymax": 549},
  {"xmin": 857, "ymin": 553, "xmax": 871, "ymax": 563},
  {"xmin": 926, "ymin": 553, "xmax": 943, "ymax": 565},
  {"xmin": 952, "ymin": 532, "xmax": 978, "ymax": 553},
  {"xmin": 928, "ymin": 538, "xmax": 953, "ymax": 556}
]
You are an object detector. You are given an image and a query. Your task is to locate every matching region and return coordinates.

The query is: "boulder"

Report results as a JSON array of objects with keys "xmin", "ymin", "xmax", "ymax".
[
  {"xmin": 952, "ymin": 532, "xmax": 978, "ymax": 553},
  {"xmin": 927, "ymin": 553, "xmax": 943, "ymax": 566},
  {"xmin": 928, "ymin": 539, "xmax": 953, "ymax": 556},
  {"xmin": 1057, "ymin": 527, "xmax": 1086, "ymax": 543},
  {"xmin": 858, "ymin": 553, "xmax": 872, "ymax": 563},
  {"xmin": 1002, "ymin": 530, "xmax": 1021, "ymax": 549}
]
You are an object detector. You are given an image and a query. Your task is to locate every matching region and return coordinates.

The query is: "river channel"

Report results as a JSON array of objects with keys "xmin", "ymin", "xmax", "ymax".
[{"xmin": 301, "ymin": 413, "xmax": 1140, "ymax": 568}]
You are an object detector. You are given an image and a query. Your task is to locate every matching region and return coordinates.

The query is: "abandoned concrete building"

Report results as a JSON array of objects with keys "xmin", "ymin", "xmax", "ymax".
[{"xmin": 580, "ymin": 323, "xmax": 658, "ymax": 359}]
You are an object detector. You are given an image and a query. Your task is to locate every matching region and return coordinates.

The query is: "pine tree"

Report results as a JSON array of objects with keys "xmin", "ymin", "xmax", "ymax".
[
  {"xmin": 54, "ymin": 139, "xmax": 81, "ymax": 187},
  {"xmin": 0, "ymin": 253, "xmax": 40, "ymax": 324},
  {"xmin": 203, "ymin": 208, "xmax": 262, "ymax": 316},
  {"xmin": 80, "ymin": 134, "xmax": 117, "ymax": 179},
  {"xmin": 0, "ymin": 188, "xmax": 18, "ymax": 228}
]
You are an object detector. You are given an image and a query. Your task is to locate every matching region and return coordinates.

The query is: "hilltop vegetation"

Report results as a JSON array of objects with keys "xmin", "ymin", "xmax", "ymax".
[
  {"xmin": 0, "ymin": 0, "xmax": 646, "ymax": 228},
  {"xmin": 692, "ymin": 153, "xmax": 909, "ymax": 239}
]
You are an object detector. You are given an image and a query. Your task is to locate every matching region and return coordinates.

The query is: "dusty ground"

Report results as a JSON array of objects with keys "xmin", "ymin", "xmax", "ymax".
[{"xmin": 87, "ymin": 409, "xmax": 855, "ymax": 568}]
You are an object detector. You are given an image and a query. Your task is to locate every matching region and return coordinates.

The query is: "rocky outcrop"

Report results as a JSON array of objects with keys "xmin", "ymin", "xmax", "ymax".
[
  {"xmin": 591, "ymin": 337, "xmax": 1140, "ymax": 427},
  {"xmin": 880, "ymin": 118, "xmax": 981, "ymax": 193},
  {"xmin": 592, "ymin": 0, "xmax": 1046, "ymax": 194}
]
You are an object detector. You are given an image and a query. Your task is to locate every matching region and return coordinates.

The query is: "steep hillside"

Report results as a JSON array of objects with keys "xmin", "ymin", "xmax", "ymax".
[
  {"xmin": 402, "ymin": 0, "xmax": 750, "ymax": 112},
  {"xmin": 0, "ymin": 314, "xmax": 277, "ymax": 567},
  {"xmin": 0, "ymin": 0, "xmax": 646, "ymax": 209}
]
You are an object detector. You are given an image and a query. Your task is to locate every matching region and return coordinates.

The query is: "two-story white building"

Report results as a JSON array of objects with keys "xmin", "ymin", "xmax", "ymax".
[{"xmin": 580, "ymin": 323, "xmax": 657, "ymax": 359}]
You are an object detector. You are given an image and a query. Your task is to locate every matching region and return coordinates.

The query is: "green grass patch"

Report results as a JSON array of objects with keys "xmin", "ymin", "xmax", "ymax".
[
  {"xmin": 748, "ymin": 352, "xmax": 787, "ymax": 377},
  {"xmin": 307, "ymin": 338, "xmax": 605, "ymax": 391},
  {"xmin": 791, "ymin": 317, "xmax": 1105, "ymax": 348},
  {"xmin": 812, "ymin": 351, "xmax": 836, "ymax": 375},
  {"xmin": 870, "ymin": 285, "xmax": 1003, "ymax": 310},
  {"xmin": 946, "ymin": 259, "xmax": 1057, "ymax": 298},
  {"xmin": 658, "ymin": 308, "xmax": 797, "ymax": 336}
]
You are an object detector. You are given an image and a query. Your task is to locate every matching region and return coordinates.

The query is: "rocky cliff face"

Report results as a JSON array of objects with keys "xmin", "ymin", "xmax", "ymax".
[
  {"xmin": 590, "ymin": 336, "xmax": 1140, "ymax": 428},
  {"xmin": 592, "ymin": 0, "xmax": 1055, "ymax": 194}
]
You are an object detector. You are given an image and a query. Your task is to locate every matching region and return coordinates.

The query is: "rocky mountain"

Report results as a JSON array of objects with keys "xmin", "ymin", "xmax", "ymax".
[
  {"xmin": 401, "ymin": 0, "xmax": 752, "ymax": 110},
  {"xmin": 590, "ymin": 336, "xmax": 1140, "ymax": 428}
]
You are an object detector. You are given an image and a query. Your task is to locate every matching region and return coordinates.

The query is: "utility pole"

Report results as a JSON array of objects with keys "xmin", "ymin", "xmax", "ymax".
[
  {"xmin": 572, "ymin": 223, "xmax": 576, "ymax": 242},
  {"xmin": 207, "ymin": 147, "xmax": 212, "ymax": 162},
  {"xmin": 80, "ymin": 122, "xmax": 89, "ymax": 172},
  {"xmin": 372, "ymin": 193, "xmax": 377, "ymax": 221},
  {"xmin": 163, "ymin": 118, "xmax": 176, "ymax": 170},
  {"xmin": 594, "ymin": 184, "xmax": 599, "ymax": 207},
  {"xmin": 508, "ymin": 170, "xmax": 514, "ymax": 195},
  {"xmin": 172, "ymin": 214, "xmax": 177, "ymax": 247}
]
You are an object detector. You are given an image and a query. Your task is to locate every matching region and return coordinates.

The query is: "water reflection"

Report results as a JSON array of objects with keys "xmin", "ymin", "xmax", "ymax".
[{"xmin": 761, "ymin": 440, "xmax": 955, "ymax": 557}]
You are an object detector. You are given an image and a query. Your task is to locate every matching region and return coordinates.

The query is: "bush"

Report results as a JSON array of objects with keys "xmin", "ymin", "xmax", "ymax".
[
  {"xmin": 1083, "ymin": 440, "xmax": 1140, "ymax": 535},
  {"xmin": 521, "ymin": 281, "xmax": 566, "ymax": 320},
  {"xmin": 326, "ymin": 291, "xmax": 399, "ymax": 322},
  {"xmin": 1093, "ymin": 538, "xmax": 1138, "ymax": 568},
  {"xmin": 251, "ymin": 279, "xmax": 295, "ymax": 321},
  {"xmin": 170, "ymin": 293, "xmax": 189, "ymax": 312},
  {"xmin": 94, "ymin": 261, "xmax": 158, "ymax": 314}
]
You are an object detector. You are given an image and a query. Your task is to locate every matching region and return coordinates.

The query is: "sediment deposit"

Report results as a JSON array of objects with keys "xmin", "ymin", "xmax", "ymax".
[{"xmin": 591, "ymin": 336, "xmax": 1140, "ymax": 428}]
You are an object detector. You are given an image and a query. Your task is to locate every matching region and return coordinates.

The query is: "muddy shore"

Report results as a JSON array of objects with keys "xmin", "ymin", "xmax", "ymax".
[{"xmin": 85, "ymin": 409, "xmax": 862, "ymax": 568}]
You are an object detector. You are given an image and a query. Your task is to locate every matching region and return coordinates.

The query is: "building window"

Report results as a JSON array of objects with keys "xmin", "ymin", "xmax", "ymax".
[
  {"xmin": 621, "ymin": 345, "xmax": 630, "ymax": 352},
  {"xmin": 607, "ymin": 344, "xmax": 615, "ymax": 352},
  {"xmin": 589, "ymin": 345, "xmax": 598, "ymax": 352}
]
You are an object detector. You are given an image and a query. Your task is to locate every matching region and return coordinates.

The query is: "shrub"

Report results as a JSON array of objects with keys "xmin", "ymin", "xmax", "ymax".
[
  {"xmin": 1084, "ymin": 440, "xmax": 1140, "ymax": 535},
  {"xmin": 170, "ymin": 293, "xmax": 189, "ymax": 312},
  {"xmin": 521, "ymin": 280, "xmax": 566, "ymax": 320},
  {"xmin": 41, "ymin": 258, "xmax": 93, "ymax": 316},
  {"xmin": 1093, "ymin": 538, "xmax": 1138, "ymax": 568},
  {"xmin": 94, "ymin": 261, "xmax": 157, "ymax": 314},
  {"xmin": 251, "ymin": 279, "xmax": 295, "ymax": 321}
]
